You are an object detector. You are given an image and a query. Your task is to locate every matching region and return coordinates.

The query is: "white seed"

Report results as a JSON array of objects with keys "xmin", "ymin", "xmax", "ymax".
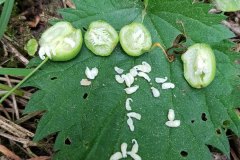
[
  {"xmin": 121, "ymin": 143, "xmax": 128, "ymax": 158},
  {"xmin": 122, "ymin": 73, "xmax": 134, "ymax": 87},
  {"xmin": 110, "ymin": 152, "xmax": 123, "ymax": 160},
  {"xmin": 127, "ymin": 112, "xmax": 141, "ymax": 120},
  {"xmin": 165, "ymin": 120, "xmax": 181, "ymax": 128},
  {"xmin": 127, "ymin": 117, "xmax": 134, "ymax": 131},
  {"xmin": 137, "ymin": 72, "xmax": 151, "ymax": 82},
  {"xmin": 125, "ymin": 98, "xmax": 133, "ymax": 111},
  {"xmin": 115, "ymin": 75, "xmax": 124, "ymax": 84},
  {"xmin": 142, "ymin": 61, "xmax": 151, "ymax": 73},
  {"xmin": 80, "ymin": 79, "xmax": 91, "ymax": 86},
  {"xmin": 64, "ymin": 38, "xmax": 76, "ymax": 48},
  {"xmin": 151, "ymin": 87, "xmax": 160, "ymax": 98},
  {"xmin": 38, "ymin": 47, "xmax": 46, "ymax": 60},
  {"xmin": 131, "ymin": 139, "xmax": 139, "ymax": 154},
  {"xmin": 127, "ymin": 152, "xmax": 142, "ymax": 160},
  {"xmin": 162, "ymin": 82, "xmax": 175, "ymax": 89},
  {"xmin": 155, "ymin": 77, "xmax": 168, "ymax": 83},
  {"xmin": 124, "ymin": 85, "xmax": 139, "ymax": 94},
  {"xmin": 130, "ymin": 68, "xmax": 138, "ymax": 77},
  {"xmin": 44, "ymin": 46, "xmax": 52, "ymax": 59},
  {"xmin": 85, "ymin": 67, "xmax": 98, "ymax": 80},
  {"xmin": 168, "ymin": 109, "xmax": 175, "ymax": 121},
  {"xmin": 114, "ymin": 66, "xmax": 124, "ymax": 74}
]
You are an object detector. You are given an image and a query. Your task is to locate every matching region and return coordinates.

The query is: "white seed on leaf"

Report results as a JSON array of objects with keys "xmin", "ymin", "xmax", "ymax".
[
  {"xmin": 110, "ymin": 152, "xmax": 123, "ymax": 160},
  {"xmin": 125, "ymin": 98, "xmax": 133, "ymax": 111},
  {"xmin": 121, "ymin": 143, "xmax": 128, "ymax": 158},
  {"xmin": 130, "ymin": 68, "xmax": 138, "ymax": 77},
  {"xmin": 127, "ymin": 117, "xmax": 134, "ymax": 131},
  {"xmin": 80, "ymin": 79, "xmax": 91, "ymax": 86},
  {"xmin": 137, "ymin": 72, "xmax": 151, "ymax": 82},
  {"xmin": 165, "ymin": 120, "xmax": 181, "ymax": 128},
  {"xmin": 142, "ymin": 61, "xmax": 151, "ymax": 73},
  {"xmin": 127, "ymin": 152, "xmax": 142, "ymax": 160},
  {"xmin": 38, "ymin": 47, "xmax": 46, "ymax": 60},
  {"xmin": 114, "ymin": 66, "xmax": 124, "ymax": 74},
  {"xmin": 131, "ymin": 139, "xmax": 139, "ymax": 154},
  {"xmin": 151, "ymin": 87, "xmax": 160, "ymax": 98},
  {"xmin": 115, "ymin": 75, "xmax": 124, "ymax": 83},
  {"xmin": 155, "ymin": 77, "xmax": 168, "ymax": 83},
  {"xmin": 127, "ymin": 112, "xmax": 141, "ymax": 120},
  {"xmin": 44, "ymin": 46, "xmax": 52, "ymax": 59},
  {"xmin": 168, "ymin": 109, "xmax": 175, "ymax": 121},
  {"xmin": 64, "ymin": 38, "xmax": 76, "ymax": 48},
  {"xmin": 162, "ymin": 82, "xmax": 175, "ymax": 89},
  {"xmin": 124, "ymin": 85, "xmax": 139, "ymax": 94},
  {"xmin": 122, "ymin": 73, "xmax": 134, "ymax": 87},
  {"xmin": 85, "ymin": 67, "xmax": 98, "ymax": 80}
]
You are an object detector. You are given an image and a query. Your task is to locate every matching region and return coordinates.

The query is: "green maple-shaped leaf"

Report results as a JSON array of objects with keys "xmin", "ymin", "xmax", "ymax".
[{"xmin": 24, "ymin": 0, "xmax": 240, "ymax": 159}]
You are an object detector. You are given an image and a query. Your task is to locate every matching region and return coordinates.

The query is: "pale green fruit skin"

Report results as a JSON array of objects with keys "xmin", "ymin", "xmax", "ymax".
[
  {"xmin": 39, "ymin": 21, "xmax": 83, "ymax": 61},
  {"xmin": 84, "ymin": 20, "xmax": 119, "ymax": 56},
  {"xmin": 181, "ymin": 43, "xmax": 216, "ymax": 88},
  {"xmin": 119, "ymin": 22, "xmax": 152, "ymax": 57}
]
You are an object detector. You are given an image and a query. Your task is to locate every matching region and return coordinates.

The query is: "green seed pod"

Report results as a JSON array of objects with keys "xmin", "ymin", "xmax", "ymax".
[
  {"xmin": 181, "ymin": 43, "xmax": 216, "ymax": 88},
  {"xmin": 38, "ymin": 21, "xmax": 83, "ymax": 61},
  {"xmin": 84, "ymin": 21, "xmax": 119, "ymax": 56},
  {"xmin": 119, "ymin": 22, "xmax": 152, "ymax": 56}
]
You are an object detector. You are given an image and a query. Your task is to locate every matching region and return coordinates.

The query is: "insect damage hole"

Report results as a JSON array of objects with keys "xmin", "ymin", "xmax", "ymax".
[
  {"xmin": 180, "ymin": 151, "xmax": 188, "ymax": 157},
  {"xmin": 191, "ymin": 120, "xmax": 195, "ymax": 124},
  {"xmin": 50, "ymin": 77, "xmax": 57, "ymax": 80},
  {"xmin": 201, "ymin": 113, "xmax": 207, "ymax": 121},
  {"xmin": 83, "ymin": 93, "xmax": 88, "ymax": 99},
  {"xmin": 216, "ymin": 128, "xmax": 221, "ymax": 135},
  {"xmin": 65, "ymin": 138, "xmax": 72, "ymax": 145}
]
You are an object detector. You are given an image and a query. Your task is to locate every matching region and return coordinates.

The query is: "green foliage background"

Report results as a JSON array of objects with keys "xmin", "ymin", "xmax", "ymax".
[{"xmin": 24, "ymin": 0, "xmax": 240, "ymax": 159}]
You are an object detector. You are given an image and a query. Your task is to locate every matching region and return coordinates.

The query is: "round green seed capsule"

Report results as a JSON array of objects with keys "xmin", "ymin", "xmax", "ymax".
[
  {"xmin": 119, "ymin": 22, "xmax": 152, "ymax": 56},
  {"xmin": 84, "ymin": 21, "xmax": 119, "ymax": 56},
  {"xmin": 181, "ymin": 43, "xmax": 216, "ymax": 88},
  {"xmin": 38, "ymin": 21, "xmax": 83, "ymax": 61}
]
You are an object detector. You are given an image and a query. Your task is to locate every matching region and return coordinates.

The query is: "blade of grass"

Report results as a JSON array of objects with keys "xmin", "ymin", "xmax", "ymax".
[
  {"xmin": 0, "ymin": 68, "xmax": 33, "ymax": 76},
  {"xmin": 0, "ymin": 83, "xmax": 24, "ymax": 97},
  {"xmin": 0, "ymin": 0, "xmax": 14, "ymax": 39},
  {"xmin": 0, "ymin": 0, "xmax": 5, "ymax": 5}
]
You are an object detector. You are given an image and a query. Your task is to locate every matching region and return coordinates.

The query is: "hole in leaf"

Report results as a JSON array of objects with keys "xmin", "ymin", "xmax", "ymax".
[
  {"xmin": 216, "ymin": 128, "xmax": 221, "ymax": 135},
  {"xmin": 50, "ymin": 77, "xmax": 57, "ymax": 80},
  {"xmin": 180, "ymin": 151, "xmax": 188, "ymax": 157},
  {"xmin": 222, "ymin": 120, "xmax": 230, "ymax": 128},
  {"xmin": 83, "ymin": 93, "xmax": 88, "ymax": 99},
  {"xmin": 201, "ymin": 113, "xmax": 207, "ymax": 121},
  {"xmin": 191, "ymin": 120, "xmax": 195, "ymax": 123},
  {"xmin": 83, "ymin": 27, "xmax": 87, "ymax": 31},
  {"xmin": 65, "ymin": 138, "xmax": 71, "ymax": 145}
]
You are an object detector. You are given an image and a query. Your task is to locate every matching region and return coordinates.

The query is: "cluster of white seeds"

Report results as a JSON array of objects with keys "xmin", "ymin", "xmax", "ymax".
[
  {"xmin": 165, "ymin": 109, "xmax": 181, "ymax": 128},
  {"xmin": 110, "ymin": 61, "xmax": 181, "ymax": 159},
  {"xmin": 80, "ymin": 67, "xmax": 98, "ymax": 86},
  {"xmin": 90, "ymin": 28, "xmax": 111, "ymax": 46},
  {"xmin": 110, "ymin": 139, "xmax": 141, "ymax": 160}
]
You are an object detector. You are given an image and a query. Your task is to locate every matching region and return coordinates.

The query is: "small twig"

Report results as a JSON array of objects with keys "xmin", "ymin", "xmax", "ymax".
[
  {"xmin": 0, "ymin": 104, "xmax": 11, "ymax": 120},
  {"xmin": 0, "ymin": 115, "xmax": 34, "ymax": 138},
  {"xmin": 26, "ymin": 147, "xmax": 37, "ymax": 158},
  {"xmin": 4, "ymin": 74, "xmax": 20, "ymax": 119},
  {"xmin": 0, "ymin": 77, "xmax": 22, "ymax": 83},
  {"xmin": 0, "ymin": 144, "xmax": 21, "ymax": 160},
  {"xmin": 0, "ymin": 132, "xmax": 37, "ymax": 147},
  {"xmin": 2, "ymin": 37, "xmax": 29, "ymax": 66},
  {"xmin": 15, "ymin": 111, "xmax": 44, "ymax": 125}
]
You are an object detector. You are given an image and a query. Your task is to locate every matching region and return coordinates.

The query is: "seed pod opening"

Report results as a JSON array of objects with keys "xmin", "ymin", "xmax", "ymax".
[
  {"xmin": 181, "ymin": 43, "xmax": 216, "ymax": 88},
  {"xmin": 39, "ymin": 21, "xmax": 83, "ymax": 61},
  {"xmin": 119, "ymin": 22, "xmax": 152, "ymax": 56},
  {"xmin": 84, "ymin": 20, "xmax": 119, "ymax": 56}
]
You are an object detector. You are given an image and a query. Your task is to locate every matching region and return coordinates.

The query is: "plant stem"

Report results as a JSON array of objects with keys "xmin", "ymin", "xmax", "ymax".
[
  {"xmin": 151, "ymin": 42, "xmax": 175, "ymax": 62},
  {"xmin": 0, "ymin": 58, "xmax": 49, "ymax": 104}
]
